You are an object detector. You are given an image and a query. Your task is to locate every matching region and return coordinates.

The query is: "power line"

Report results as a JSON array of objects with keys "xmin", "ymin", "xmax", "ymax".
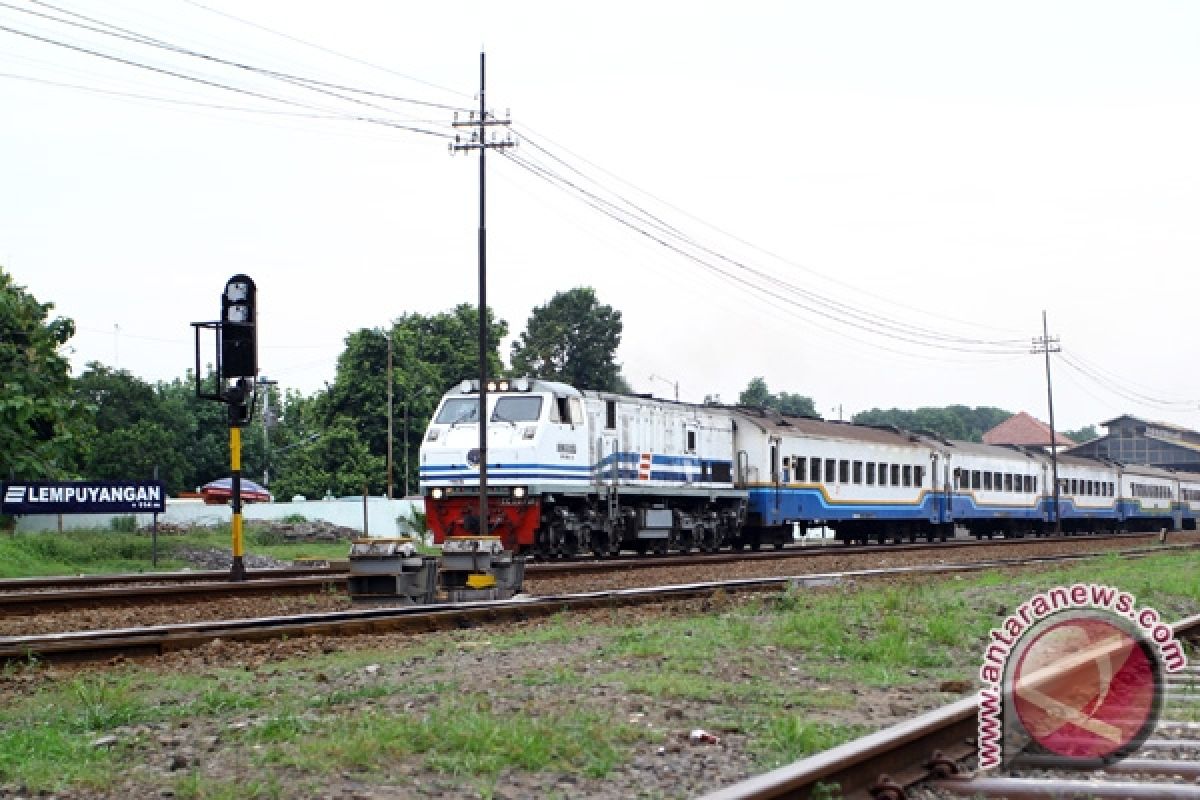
[
  {"xmin": 504, "ymin": 150, "xmax": 1027, "ymax": 356},
  {"xmin": 175, "ymin": 0, "xmax": 470, "ymax": 102},
  {"xmin": 11, "ymin": 0, "xmax": 470, "ymax": 114},
  {"xmin": 513, "ymin": 125, "xmax": 1026, "ymax": 339}
]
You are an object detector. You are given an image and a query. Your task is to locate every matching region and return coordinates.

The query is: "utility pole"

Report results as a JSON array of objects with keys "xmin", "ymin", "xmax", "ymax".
[
  {"xmin": 258, "ymin": 375, "xmax": 278, "ymax": 488},
  {"xmin": 387, "ymin": 335, "xmax": 394, "ymax": 500},
  {"xmin": 649, "ymin": 374, "xmax": 679, "ymax": 401},
  {"xmin": 451, "ymin": 52, "xmax": 514, "ymax": 536},
  {"xmin": 1032, "ymin": 311, "xmax": 1063, "ymax": 534}
]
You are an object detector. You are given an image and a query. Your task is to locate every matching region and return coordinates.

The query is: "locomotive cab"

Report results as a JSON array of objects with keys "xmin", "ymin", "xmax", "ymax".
[{"xmin": 420, "ymin": 378, "xmax": 591, "ymax": 552}]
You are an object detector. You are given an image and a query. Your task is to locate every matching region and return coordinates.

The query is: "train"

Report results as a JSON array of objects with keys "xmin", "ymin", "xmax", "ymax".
[{"xmin": 418, "ymin": 378, "xmax": 1200, "ymax": 559}]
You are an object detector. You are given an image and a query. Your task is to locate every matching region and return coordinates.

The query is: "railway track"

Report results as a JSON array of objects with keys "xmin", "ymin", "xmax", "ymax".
[
  {"xmin": 700, "ymin": 615, "xmax": 1200, "ymax": 800},
  {"xmin": 1, "ymin": 544, "xmax": 1194, "ymax": 666},
  {"xmin": 0, "ymin": 531, "xmax": 1178, "ymax": 612}
]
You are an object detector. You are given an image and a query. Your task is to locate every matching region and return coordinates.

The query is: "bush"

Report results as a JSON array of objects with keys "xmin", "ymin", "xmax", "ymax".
[{"xmin": 109, "ymin": 516, "xmax": 137, "ymax": 533}]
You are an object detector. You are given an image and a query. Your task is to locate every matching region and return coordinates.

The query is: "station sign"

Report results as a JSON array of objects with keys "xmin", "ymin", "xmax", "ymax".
[{"xmin": 1, "ymin": 481, "xmax": 166, "ymax": 515}]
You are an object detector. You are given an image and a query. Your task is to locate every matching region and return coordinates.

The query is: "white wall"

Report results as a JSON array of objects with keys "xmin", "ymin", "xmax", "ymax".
[{"xmin": 14, "ymin": 496, "xmax": 425, "ymax": 538}]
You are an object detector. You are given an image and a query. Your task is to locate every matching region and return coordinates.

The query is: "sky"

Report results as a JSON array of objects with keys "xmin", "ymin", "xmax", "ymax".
[{"xmin": 2, "ymin": 0, "xmax": 1198, "ymax": 433}]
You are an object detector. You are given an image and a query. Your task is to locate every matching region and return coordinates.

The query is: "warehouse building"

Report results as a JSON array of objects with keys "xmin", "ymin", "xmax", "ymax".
[{"xmin": 1067, "ymin": 415, "xmax": 1200, "ymax": 474}]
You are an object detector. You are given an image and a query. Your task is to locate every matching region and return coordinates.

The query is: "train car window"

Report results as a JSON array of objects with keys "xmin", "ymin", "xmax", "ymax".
[
  {"xmin": 812, "ymin": 457, "xmax": 822, "ymax": 483},
  {"xmin": 878, "ymin": 463, "xmax": 888, "ymax": 486},
  {"xmin": 902, "ymin": 465, "xmax": 912, "ymax": 487},
  {"xmin": 994, "ymin": 472, "xmax": 1003, "ymax": 490},
  {"xmin": 434, "ymin": 397, "xmax": 479, "ymax": 425},
  {"xmin": 1024, "ymin": 475, "xmax": 1033, "ymax": 493},
  {"xmin": 825, "ymin": 459, "xmax": 836, "ymax": 483},
  {"xmin": 954, "ymin": 468, "xmax": 962, "ymax": 490},
  {"xmin": 866, "ymin": 462, "xmax": 875, "ymax": 485},
  {"xmin": 796, "ymin": 457, "xmax": 807, "ymax": 482},
  {"xmin": 686, "ymin": 430, "xmax": 697, "ymax": 453},
  {"xmin": 838, "ymin": 460, "xmax": 849, "ymax": 483},
  {"xmin": 983, "ymin": 471, "xmax": 993, "ymax": 490},
  {"xmin": 1033, "ymin": 476, "xmax": 1038, "ymax": 493},
  {"xmin": 915, "ymin": 465, "xmax": 924, "ymax": 486},
  {"xmin": 1070, "ymin": 479, "xmax": 1078, "ymax": 495},
  {"xmin": 971, "ymin": 470, "xmax": 981, "ymax": 489},
  {"xmin": 853, "ymin": 461, "xmax": 863, "ymax": 484},
  {"xmin": 492, "ymin": 395, "xmax": 543, "ymax": 423},
  {"xmin": 891, "ymin": 464, "xmax": 901, "ymax": 486},
  {"xmin": 1004, "ymin": 474, "xmax": 1013, "ymax": 492},
  {"xmin": 605, "ymin": 400, "xmax": 616, "ymax": 429}
]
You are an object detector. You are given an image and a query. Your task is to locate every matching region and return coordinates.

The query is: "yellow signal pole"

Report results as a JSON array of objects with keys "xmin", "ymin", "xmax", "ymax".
[{"xmin": 230, "ymin": 424, "xmax": 246, "ymax": 580}]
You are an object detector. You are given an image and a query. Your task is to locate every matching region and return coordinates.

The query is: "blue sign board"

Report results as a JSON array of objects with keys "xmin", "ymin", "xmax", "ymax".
[{"xmin": 1, "ymin": 481, "xmax": 166, "ymax": 515}]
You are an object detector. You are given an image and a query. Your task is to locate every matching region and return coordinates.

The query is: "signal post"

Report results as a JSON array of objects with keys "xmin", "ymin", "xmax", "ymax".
[{"xmin": 193, "ymin": 274, "xmax": 258, "ymax": 581}]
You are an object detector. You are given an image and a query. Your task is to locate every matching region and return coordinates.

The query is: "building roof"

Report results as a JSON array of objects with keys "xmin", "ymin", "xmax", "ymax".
[{"xmin": 982, "ymin": 411, "xmax": 1075, "ymax": 447}]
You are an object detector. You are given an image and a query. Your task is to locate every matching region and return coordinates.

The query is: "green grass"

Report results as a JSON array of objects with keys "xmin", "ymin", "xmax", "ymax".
[
  {"xmin": 0, "ymin": 526, "xmax": 353, "ymax": 577},
  {"xmin": 2, "ymin": 548, "xmax": 1199, "ymax": 796},
  {"xmin": 0, "ymin": 530, "xmax": 190, "ymax": 577}
]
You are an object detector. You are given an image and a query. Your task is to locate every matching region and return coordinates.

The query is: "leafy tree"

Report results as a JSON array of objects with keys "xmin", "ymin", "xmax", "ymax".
[
  {"xmin": 852, "ymin": 406, "xmax": 1012, "ymax": 443},
  {"xmin": 510, "ymin": 287, "xmax": 625, "ymax": 391},
  {"xmin": 737, "ymin": 377, "xmax": 820, "ymax": 418},
  {"xmin": 312, "ymin": 304, "xmax": 507, "ymax": 496},
  {"xmin": 0, "ymin": 268, "xmax": 84, "ymax": 479},
  {"xmin": 1063, "ymin": 425, "xmax": 1098, "ymax": 444},
  {"xmin": 153, "ymin": 372, "xmax": 230, "ymax": 494},
  {"xmin": 71, "ymin": 364, "xmax": 187, "ymax": 489}
]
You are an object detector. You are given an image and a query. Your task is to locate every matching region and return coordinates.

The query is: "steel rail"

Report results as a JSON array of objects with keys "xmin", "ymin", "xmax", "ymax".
[
  {"xmin": 0, "ymin": 575, "xmax": 346, "ymax": 613},
  {"xmin": 521, "ymin": 530, "xmax": 1177, "ymax": 573},
  {"xmin": 1, "ymin": 533, "xmax": 1179, "ymax": 611},
  {"xmin": 0, "ymin": 565, "xmax": 341, "ymax": 592},
  {"xmin": 1, "ymin": 549, "xmax": 1195, "ymax": 667},
  {"xmin": 699, "ymin": 613, "xmax": 1200, "ymax": 800}
]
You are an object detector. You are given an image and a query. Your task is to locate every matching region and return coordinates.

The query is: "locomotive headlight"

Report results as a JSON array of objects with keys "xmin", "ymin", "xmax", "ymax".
[
  {"xmin": 486, "ymin": 381, "xmax": 498, "ymax": 392},
  {"xmin": 426, "ymin": 429, "xmax": 440, "ymax": 442},
  {"xmin": 430, "ymin": 488, "xmax": 445, "ymax": 500},
  {"xmin": 512, "ymin": 486, "xmax": 527, "ymax": 498},
  {"xmin": 497, "ymin": 379, "xmax": 510, "ymax": 391}
]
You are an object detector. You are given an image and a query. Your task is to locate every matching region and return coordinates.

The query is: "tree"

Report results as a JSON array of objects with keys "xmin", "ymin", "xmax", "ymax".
[
  {"xmin": 314, "ymin": 304, "xmax": 507, "ymax": 496},
  {"xmin": 71, "ymin": 364, "xmax": 188, "ymax": 490},
  {"xmin": 852, "ymin": 406, "xmax": 1012, "ymax": 442},
  {"xmin": 510, "ymin": 288, "xmax": 624, "ymax": 391},
  {"xmin": 0, "ymin": 268, "xmax": 84, "ymax": 479},
  {"xmin": 1063, "ymin": 425, "xmax": 1098, "ymax": 444},
  {"xmin": 737, "ymin": 377, "xmax": 820, "ymax": 418}
]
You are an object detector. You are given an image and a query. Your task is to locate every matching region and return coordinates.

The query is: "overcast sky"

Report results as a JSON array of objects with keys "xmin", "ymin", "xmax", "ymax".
[{"xmin": 2, "ymin": 0, "xmax": 1198, "ymax": 433}]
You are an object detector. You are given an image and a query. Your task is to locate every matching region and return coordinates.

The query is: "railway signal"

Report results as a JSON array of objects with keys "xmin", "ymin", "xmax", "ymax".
[{"xmin": 191, "ymin": 274, "xmax": 260, "ymax": 581}]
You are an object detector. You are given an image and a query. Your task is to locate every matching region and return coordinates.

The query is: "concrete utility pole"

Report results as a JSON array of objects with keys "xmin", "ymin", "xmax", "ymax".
[
  {"xmin": 258, "ymin": 376, "xmax": 278, "ymax": 488},
  {"xmin": 387, "ymin": 336, "xmax": 394, "ymax": 500},
  {"xmin": 451, "ymin": 52, "xmax": 514, "ymax": 535},
  {"xmin": 649, "ymin": 374, "xmax": 679, "ymax": 401},
  {"xmin": 1032, "ymin": 311, "xmax": 1063, "ymax": 534}
]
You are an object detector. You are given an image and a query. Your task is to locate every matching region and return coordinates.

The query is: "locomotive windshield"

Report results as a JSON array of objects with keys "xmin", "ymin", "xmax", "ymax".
[
  {"xmin": 434, "ymin": 397, "xmax": 479, "ymax": 425},
  {"xmin": 491, "ymin": 395, "xmax": 543, "ymax": 423}
]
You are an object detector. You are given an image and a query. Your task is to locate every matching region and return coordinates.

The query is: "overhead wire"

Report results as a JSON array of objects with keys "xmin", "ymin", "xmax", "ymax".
[
  {"xmin": 176, "ymin": 0, "xmax": 472, "ymax": 102},
  {"xmin": 15, "ymin": 0, "xmax": 469, "ymax": 114},
  {"xmin": 0, "ymin": 5, "xmax": 458, "ymax": 138},
  {"xmin": 513, "ymin": 124, "xmax": 1027, "ymax": 338},
  {"xmin": 503, "ymin": 149, "xmax": 1028, "ymax": 356}
]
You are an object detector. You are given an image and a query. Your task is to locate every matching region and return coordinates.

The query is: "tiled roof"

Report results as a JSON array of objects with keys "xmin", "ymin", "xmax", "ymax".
[{"xmin": 982, "ymin": 411, "xmax": 1076, "ymax": 447}]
